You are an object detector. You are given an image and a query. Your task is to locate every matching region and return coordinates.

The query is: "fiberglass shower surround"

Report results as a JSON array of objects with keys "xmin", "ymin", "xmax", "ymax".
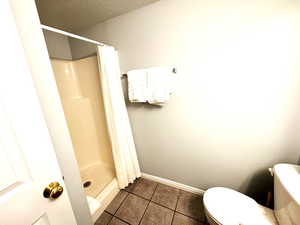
[
  {"xmin": 42, "ymin": 23, "xmax": 141, "ymax": 198},
  {"xmin": 51, "ymin": 56, "xmax": 115, "ymax": 198}
]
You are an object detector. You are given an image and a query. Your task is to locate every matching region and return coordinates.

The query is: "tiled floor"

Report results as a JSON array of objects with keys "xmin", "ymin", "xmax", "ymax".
[{"xmin": 95, "ymin": 178, "xmax": 208, "ymax": 225}]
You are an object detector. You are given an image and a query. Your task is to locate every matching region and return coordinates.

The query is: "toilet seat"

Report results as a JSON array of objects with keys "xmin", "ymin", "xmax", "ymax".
[{"xmin": 203, "ymin": 187, "xmax": 278, "ymax": 225}]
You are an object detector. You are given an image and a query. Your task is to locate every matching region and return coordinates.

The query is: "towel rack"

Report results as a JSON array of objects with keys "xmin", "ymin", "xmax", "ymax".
[{"xmin": 121, "ymin": 67, "xmax": 177, "ymax": 79}]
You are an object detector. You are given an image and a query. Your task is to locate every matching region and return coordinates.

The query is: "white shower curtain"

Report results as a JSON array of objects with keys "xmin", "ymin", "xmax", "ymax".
[{"xmin": 97, "ymin": 46, "xmax": 141, "ymax": 188}]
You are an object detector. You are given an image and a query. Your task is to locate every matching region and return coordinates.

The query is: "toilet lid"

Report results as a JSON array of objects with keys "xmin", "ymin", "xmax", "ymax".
[{"xmin": 203, "ymin": 187, "xmax": 277, "ymax": 225}]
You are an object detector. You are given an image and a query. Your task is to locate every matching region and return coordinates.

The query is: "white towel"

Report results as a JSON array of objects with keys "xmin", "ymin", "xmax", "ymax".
[
  {"xmin": 147, "ymin": 67, "xmax": 173, "ymax": 105},
  {"xmin": 127, "ymin": 69, "xmax": 148, "ymax": 103}
]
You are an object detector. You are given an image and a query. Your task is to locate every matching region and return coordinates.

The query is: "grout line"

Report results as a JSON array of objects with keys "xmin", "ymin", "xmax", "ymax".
[
  {"xmin": 149, "ymin": 200, "xmax": 176, "ymax": 211},
  {"xmin": 137, "ymin": 182, "xmax": 159, "ymax": 225},
  {"xmin": 175, "ymin": 190, "xmax": 182, "ymax": 211},
  {"xmin": 125, "ymin": 190, "xmax": 154, "ymax": 201},
  {"xmin": 147, "ymin": 201, "xmax": 176, "ymax": 225},
  {"xmin": 170, "ymin": 189, "xmax": 181, "ymax": 225},
  {"xmin": 113, "ymin": 191, "xmax": 130, "ymax": 216},
  {"xmin": 126, "ymin": 184, "xmax": 180, "ymax": 210},
  {"xmin": 97, "ymin": 211, "xmax": 114, "ymax": 225},
  {"xmin": 174, "ymin": 190, "xmax": 206, "ymax": 223},
  {"xmin": 112, "ymin": 215, "xmax": 132, "ymax": 225},
  {"xmin": 105, "ymin": 211, "xmax": 114, "ymax": 216},
  {"xmin": 150, "ymin": 182, "xmax": 159, "ymax": 201},
  {"xmin": 170, "ymin": 210, "xmax": 175, "ymax": 225},
  {"xmin": 175, "ymin": 211, "xmax": 204, "ymax": 222},
  {"xmin": 124, "ymin": 179, "xmax": 158, "ymax": 201},
  {"xmin": 106, "ymin": 213, "xmax": 114, "ymax": 225},
  {"xmin": 148, "ymin": 183, "xmax": 181, "ymax": 211},
  {"xmin": 137, "ymin": 200, "xmax": 151, "ymax": 225},
  {"xmin": 110, "ymin": 178, "xmax": 206, "ymax": 225}
]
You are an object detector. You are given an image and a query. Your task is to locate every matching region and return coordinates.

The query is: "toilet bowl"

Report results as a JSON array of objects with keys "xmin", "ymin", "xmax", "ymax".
[
  {"xmin": 203, "ymin": 187, "xmax": 277, "ymax": 225},
  {"xmin": 202, "ymin": 164, "xmax": 300, "ymax": 225}
]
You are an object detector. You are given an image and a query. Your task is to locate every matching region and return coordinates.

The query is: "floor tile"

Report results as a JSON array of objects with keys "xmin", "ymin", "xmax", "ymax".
[
  {"xmin": 115, "ymin": 193, "xmax": 149, "ymax": 225},
  {"xmin": 108, "ymin": 217, "xmax": 128, "ymax": 225},
  {"xmin": 140, "ymin": 202, "xmax": 174, "ymax": 225},
  {"xmin": 152, "ymin": 184, "xmax": 180, "ymax": 210},
  {"xmin": 172, "ymin": 212, "xmax": 205, "ymax": 225},
  {"xmin": 176, "ymin": 191, "xmax": 205, "ymax": 222},
  {"xmin": 124, "ymin": 178, "xmax": 139, "ymax": 193},
  {"xmin": 131, "ymin": 178, "xmax": 157, "ymax": 200},
  {"xmin": 95, "ymin": 212, "xmax": 113, "ymax": 225},
  {"xmin": 105, "ymin": 190, "xmax": 128, "ymax": 214}
]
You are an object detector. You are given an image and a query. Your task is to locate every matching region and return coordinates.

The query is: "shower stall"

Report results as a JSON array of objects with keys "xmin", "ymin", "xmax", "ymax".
[
  {"xmin": 42, "ymin": 24, "xmax": 141, "ymax": 222},
  {"xmin": 51, "ymin": 56, "xmax": 116, "ymax": 198},
  {"xmin": 42, "ymin": 28, "xmax": 122, "ymax": 221}
]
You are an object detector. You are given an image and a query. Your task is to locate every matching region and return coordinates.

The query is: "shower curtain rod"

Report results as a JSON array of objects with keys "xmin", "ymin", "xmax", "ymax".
[{"xmin": 41, "ymin": 24, "xmax": 106, "ymax": 46}]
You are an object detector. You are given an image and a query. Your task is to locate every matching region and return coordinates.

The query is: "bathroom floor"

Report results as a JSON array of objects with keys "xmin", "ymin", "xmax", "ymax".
[{"xmin": 95, "ymin": 178, "xmax": 208, "ymax": 225}]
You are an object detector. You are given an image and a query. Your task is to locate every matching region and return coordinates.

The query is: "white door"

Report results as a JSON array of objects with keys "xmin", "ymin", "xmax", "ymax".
[{"xmin": 0, "ymin": 1, "xmax": 77, "ymax": 225}]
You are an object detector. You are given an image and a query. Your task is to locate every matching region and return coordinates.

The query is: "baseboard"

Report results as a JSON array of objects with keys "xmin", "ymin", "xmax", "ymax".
[
  {"xmin": 141, "ymin": 173, "xmax": 205, "ymax": 195},
  {"xmin": 91, "ymin": 178, "xmax": 120, "ymax": 222}
]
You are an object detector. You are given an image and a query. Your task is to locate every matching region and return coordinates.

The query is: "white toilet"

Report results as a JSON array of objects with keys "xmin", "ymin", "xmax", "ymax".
[{"xmin": 203, "ymin": 163, "xmax": 300, "ymax": 225}]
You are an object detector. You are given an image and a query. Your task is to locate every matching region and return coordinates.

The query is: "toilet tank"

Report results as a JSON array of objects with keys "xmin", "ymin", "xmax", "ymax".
[{"xmin": 273, "ymin": 163, "xmax": 300, "ymax": 225}]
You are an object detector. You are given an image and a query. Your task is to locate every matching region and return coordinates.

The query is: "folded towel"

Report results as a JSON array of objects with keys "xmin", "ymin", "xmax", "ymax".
[
  {"xmin": 147, "ymin": 67, "xmax": 173, "ymax": 105},
  {"xmin": 127, "ymin": 69, "xmax": 148, "ymax": 103}
]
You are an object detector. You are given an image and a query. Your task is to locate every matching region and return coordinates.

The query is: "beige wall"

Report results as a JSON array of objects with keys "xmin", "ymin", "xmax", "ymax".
[
  {"xmin": 43, "ymin": 30, "xmax": 73, "ymax": 60},
  {"xmin": 71, "ymin": 0, "xmax": 300, "ymax": 202},
  {"xmin": 51, "ymin": 57, "xmax": 114, "ymax": 170}
]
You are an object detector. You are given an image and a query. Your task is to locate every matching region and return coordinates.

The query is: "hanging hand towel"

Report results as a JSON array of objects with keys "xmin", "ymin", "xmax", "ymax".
[
  {"xmin": 127, "ymin": 69, "xmax": 148, "ymax": 103},
  {"xmin": 147, "ymin": 67, "xmax": 174, "ymax": 105}
]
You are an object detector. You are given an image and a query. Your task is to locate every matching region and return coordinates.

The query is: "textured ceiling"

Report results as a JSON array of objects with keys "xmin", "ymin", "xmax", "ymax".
[{"xmin": 36, "ymin": 0, "xmax": 159, "ymax": 32}]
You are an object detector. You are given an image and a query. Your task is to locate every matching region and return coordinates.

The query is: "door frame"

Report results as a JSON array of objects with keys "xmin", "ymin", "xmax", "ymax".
[{"xmin": 8, "ymin": 1, "xmax": 93, "ymax": 225}]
